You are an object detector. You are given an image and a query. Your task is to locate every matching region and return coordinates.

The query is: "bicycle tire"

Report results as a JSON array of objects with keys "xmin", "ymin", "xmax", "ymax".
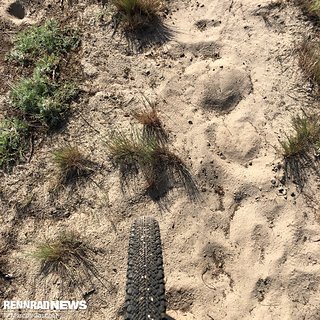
[{"xmin": 125, "ymin": 216, "xmax": 166, "ymax": 320}]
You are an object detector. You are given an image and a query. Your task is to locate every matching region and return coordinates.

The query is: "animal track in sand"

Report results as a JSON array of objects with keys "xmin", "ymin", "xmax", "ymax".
[
  {"xmin": 166, "ymin": 287, "xmax": 195, "ymax": 313},
  {"xmin": 287, "ymin": 272, "xmax": 319, "ymax": 305},
  {"xmin": 252, "ymin": 277, "xmax": 272, "ymax": 302},
  {"xmin": 198, "ymin": 68, "xmax": 253, "ymax": 114}
]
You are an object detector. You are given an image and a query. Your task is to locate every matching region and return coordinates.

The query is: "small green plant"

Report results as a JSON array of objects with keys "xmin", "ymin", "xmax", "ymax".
[
  {"xmin": 133, "ymin": 102, "xmax": 168, "ymax": 144},
  {"xmin": 53, "ymin": 146, "xmax": 92, "ymax": 184},
  {"xmin": 0, "ymin": 118, "xmax": 29, "ymax": 169},
  {"xmin": 8, "ymin": 20, "xmax": 79, "ymax": 64},
  {"xmin": 112, "ymin": 0, "xmax": 163, "ymax": 29},
  {"xmin": 107, "ymin": 130, "xmax": 198, "ymax": 200},
  {"xmin": 9, "ymin": 72, "xmax": 77, "ymax": 129},
  {"xmin": 32, "ymin": 232, "xmax": 101, "ymax": 290}
]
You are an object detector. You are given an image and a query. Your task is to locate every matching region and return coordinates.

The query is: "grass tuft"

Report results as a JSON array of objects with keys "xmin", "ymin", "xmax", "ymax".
[
  {"xmin": 112, "ymin": 0, "xmax": 163, "ymax": 30},
  {"xmin": 281, "ymin": 115, "xmax": 320, "ymax": 157},
  {"xmin": 297, "ymin": 0, "xmax": 320, "ymax": 19},
  {"xmin": 299, "ymin": 40, "xmax": 320, "ymax": 88},
  {"xmin": 53, "ymin": 146, "xmax": 93, "ymax": 184},
  {"xmin": 280, "ymin": 114, "xmax": 320, "ymax": 189},
  {"xmin": 133, "ymin": 102, "xmax": 168, "ymax": 144},
  {"xmin": 107, "ymin": 130, "xmax": 156, "ymax": 182},
  {"xmin": 107, "ymin": 130, "xmax": 198, "ymax": 200},
  {"xmin": 0, "ymin": 118, "xmax": 29, "ymax": 169},
  {"xmin": 8, "ymin": 20, "xmax": 79, "ymax": 64},
  {"xmin": 32, "ymin": 232, "xmax": 101, "ymax": 291}
]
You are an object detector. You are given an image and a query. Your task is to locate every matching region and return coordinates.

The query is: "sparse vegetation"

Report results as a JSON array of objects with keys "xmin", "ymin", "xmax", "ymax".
[
  {"xmin": 112, "ymin": 0, "xmax": 163, "ymax": 29},
  {"xmin": 107, "ymin": 130, "xmax": 156, "ymax": 182},
  {"xmin": 9, "ymin": 71, "xmax": 77, "ymax": 129},
  {"xmin": 33, "ymin": 54, "xmax": 60, "ymax": 77},
  {"xmin": 299, "ymin": 40, "xmax": 320, "ymax": 87},
  {"xmin": 281, "ymin": 114, "xmax": 320, "ymax": 157},
  {"xmin": 297, "ymin": 0, "xmax": 320, "ymax": 19},
  {"xmin": 1, "ymin": 20, "xmax": 80, "ymax": 170},
  {"xmin": 53, "ymin": 146, "xmax": 92, "ymax": 184},
  {"xmin": 107, "ymin": 130, "xmax": 198, "ymax": 200},
  {"xmin": 8, "ymin": 20, "xmax": 79, "ymax": 64},
  {"xmin": 133, "ymin": 102, "xmax": 168, "ymax": 144},
  {"xmin": 32, "ymin": 232, "xmax": 101, "ymax": 290},
  {"xmin": 281, "ymin": 114, "xmax": 320, "ymax": 188},
  {"xmin": 0, "ymin": 118, "xmax": 29, "ymax": 169}
]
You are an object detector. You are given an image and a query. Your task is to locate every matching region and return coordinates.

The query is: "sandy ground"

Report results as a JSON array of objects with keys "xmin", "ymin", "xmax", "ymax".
[{"xmin": 1, "ymin": 0, "xmax": 320, "ymax": 319}]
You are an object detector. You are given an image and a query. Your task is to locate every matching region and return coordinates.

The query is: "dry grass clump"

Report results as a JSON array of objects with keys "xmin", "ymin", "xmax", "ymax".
[
  {"xmin": 297, "ymin": 0, "xmax": 320, "ymax": 19},
  {"xmin": 112, "ymin": 0, "xmax": 163, "ymax": 30},
  {"xmin": 281, "ymin": 114, "xmax": 320, "ymax": 188},
  {"xmin": 299, "ymin": 40, "xmax": 320, "ymax": 87},
  {"xmin": 53, "ymin": 146, "xmax": 93, "ymax": 184},
  {"xmin": 32, "ymin": 232, "xmax": 101, "ymax": 291},
  {"xmin": 107, "ymin": 130, "xmax": 156, "ymax": 182},
  {"xmin": 107, "ymin": 130, "xmax": 198, "ymax": 200},
  {"xmin": 281, "ymin": 115, "xmax": 320, "ymax": 157},
  {"xmin": 133, "ymin": 103, "xmax": 168, "ymax": 144}
]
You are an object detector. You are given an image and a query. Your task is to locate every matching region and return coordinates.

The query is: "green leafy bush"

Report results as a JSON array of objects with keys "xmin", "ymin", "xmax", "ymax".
[
  {"xmin": 8, "ymin": 20, "xmax": 79, "ymax": 64},
  {"xmin": 10, "ymin": 72, "xmax": 77, "ymax": 129}
]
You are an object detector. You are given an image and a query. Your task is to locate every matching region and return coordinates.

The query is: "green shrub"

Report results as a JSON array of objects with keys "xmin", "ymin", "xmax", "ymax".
[
  {"xmin": 33, "ymin": 55, "xmax": 59, "ymax": 76},
  {"xmin": 0, "ymin": 118, "xmax": 29, "ymax": 169},
  {"xmin": 9, "ymin": 72, "xmax": 77, "ymax": 129},
  {"xmin": 8, "ymin": 20, "xmax": 79, "ymax": 64}
]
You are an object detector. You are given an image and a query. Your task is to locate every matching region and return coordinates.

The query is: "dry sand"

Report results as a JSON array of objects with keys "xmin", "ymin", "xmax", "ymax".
[{"xmin": 1, "ymin": 0, "xmax": 320, "ymax": 319}]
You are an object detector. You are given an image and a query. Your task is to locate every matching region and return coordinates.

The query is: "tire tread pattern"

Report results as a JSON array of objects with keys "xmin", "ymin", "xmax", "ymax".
[{"xmin": 125, "ymin": 217, "xmax": 166, "ymax": 320}]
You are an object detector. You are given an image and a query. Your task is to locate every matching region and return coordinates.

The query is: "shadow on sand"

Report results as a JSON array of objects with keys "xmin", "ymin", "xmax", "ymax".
[{"xmin": 125, "ymin": 16, "xmax": 174, "ymax": 51}]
